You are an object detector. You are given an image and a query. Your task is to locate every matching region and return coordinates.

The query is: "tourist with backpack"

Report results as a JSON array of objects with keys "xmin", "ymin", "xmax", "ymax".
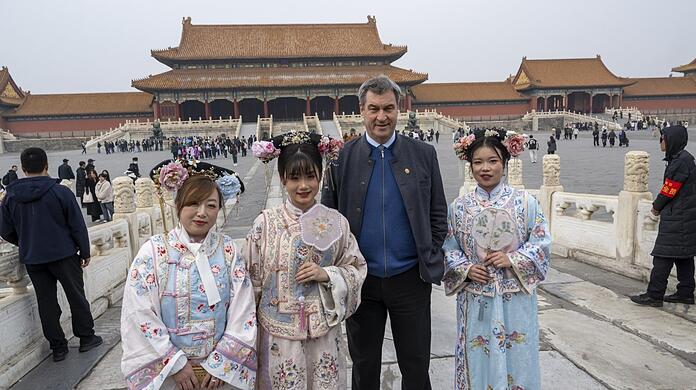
[{"xmin": 526, "ymin": 135, "xmax": 538, "ymax": 163}]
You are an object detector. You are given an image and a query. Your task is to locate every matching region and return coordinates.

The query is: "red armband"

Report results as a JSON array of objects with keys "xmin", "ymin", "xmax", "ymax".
[{"xmin": 659, "ymin": 178, "xmax": 683, "ymax": 198}]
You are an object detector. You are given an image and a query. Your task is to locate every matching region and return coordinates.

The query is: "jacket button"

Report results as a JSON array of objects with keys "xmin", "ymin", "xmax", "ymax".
[
  {"xmin": 360, "ymin": 181, "xmax": 365, "ymax": 185},
  {"xmin": 356, "ymin": 207, "xmax": 361, "ymax": 213}
]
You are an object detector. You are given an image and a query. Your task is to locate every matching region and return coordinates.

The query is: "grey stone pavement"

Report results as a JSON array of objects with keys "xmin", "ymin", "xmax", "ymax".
[{"xmin": 6, "ymin": 131, "xmax": 696, "ymax": 389}]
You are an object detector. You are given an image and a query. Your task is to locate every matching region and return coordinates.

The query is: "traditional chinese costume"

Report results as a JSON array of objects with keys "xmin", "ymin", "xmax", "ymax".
[
  {"xmin": 442, "ymin": 183, "xmax": 551, "ymax": 390},
  {"xmin": 243, "ymin": 202, "xmax": 367, "ymax": 389},
  {"xmin": 121, "ymin": 227, "xmax": 257, "ymax": 390}
]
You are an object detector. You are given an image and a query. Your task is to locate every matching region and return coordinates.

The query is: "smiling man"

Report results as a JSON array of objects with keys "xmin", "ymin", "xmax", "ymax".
[{"xmin": 322, "ymin": 75, "xmax": 447, "ymax": 390}]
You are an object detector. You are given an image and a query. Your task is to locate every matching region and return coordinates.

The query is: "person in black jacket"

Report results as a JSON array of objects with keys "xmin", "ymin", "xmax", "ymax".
[
  {"xmin": 76, "ymin": 161, "xmax": 86, "ymax": 204},
  {"xmin": 0, "ymin": 147, "xmax": 102, "ymax": 362},
  {"xmin": 631, "ymin": 125, "xmax": 696, "ymax": 306},
  {"xmin": 2, "ymin": 165, "xmax": 19, "ymax": 186},
  {"xmin": 57, "ymin": 158, "xmax": 75, "ymax": 180},
  {"xmin": 322, "ymin": 75, "xmax": 447, "ymax": 389}
]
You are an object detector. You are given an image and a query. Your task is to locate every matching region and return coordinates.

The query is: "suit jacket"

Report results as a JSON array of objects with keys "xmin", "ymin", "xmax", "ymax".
[{"xmin": 321, "ymin": 134, "xmax": 448, "ymax": 284}]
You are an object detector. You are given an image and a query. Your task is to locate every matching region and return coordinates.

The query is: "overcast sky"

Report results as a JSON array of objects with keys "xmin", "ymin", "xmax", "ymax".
[{"xmin": 3, "ymin": 0, "xmax": 695, "ymax": 94}]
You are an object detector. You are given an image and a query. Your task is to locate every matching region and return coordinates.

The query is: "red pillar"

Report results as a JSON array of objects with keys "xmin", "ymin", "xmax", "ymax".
[
  {"xmin": 530, "ymin": 97, "xmax": 537, "ymax": 111},
  {"xmin": 334, "ymin": 96, "xmax": 339, "ymax": 114},
  {"xmin": 175, "ymin": 102, "xmax": 181, "ymax": 121},
  {"xmin": 305, "ymin": 97, "xmax": 311, "ymax": 116},
  {"xmin": 263, "ymin": 98, "xmax": 269, "ymax": 118},
  {"xmin": 205, "ymin": 100, "xmax": 211, "ymax": 119},
  {"xmin": 154, "ymin": 101, "xmax": 161, "ymax": 120},
  {"xmin": 618, "ymin": 94, "xmax": 622, "ymax": 108},
  {"xmin": 233, "ymin": 99, "xmax": 239, "ymax": 119},
  {"xmin": 543, "ymin": 97, "xmax": 548, "ymax": 111},
  {"xmin": 588, "ymin": 94, "xmax": 593, "ymax": 114},
  {"xmin": 406, "ymin": 94, "xmax": 412, "ymax": 111},
  {"xmin": 562, "ymin": 95, "xmax": 567, "ymax": 111}
]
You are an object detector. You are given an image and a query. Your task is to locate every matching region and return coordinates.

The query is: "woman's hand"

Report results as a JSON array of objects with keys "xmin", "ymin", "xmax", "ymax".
[
  {"xmin": 484, "ymin": 251, "xmax": 512, "ymax": 269},
  {"xmin": 296, "ymin": 261, "xmax": 329, "ymax": 283},
  {"xmin": 201, "ymin": 373, "xmax": 225, "ymax": 389},
  {"xmin": 468, "ymin": 264, "xmax": 491, "ymax": 283},
  {"xmin": 173, "ymin": 362, "xmax": 198, "ymax": 390}
]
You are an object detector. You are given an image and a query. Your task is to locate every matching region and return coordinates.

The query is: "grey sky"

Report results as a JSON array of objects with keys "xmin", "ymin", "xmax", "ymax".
[{"xmin": 3, "ymin": 0, "xmax": 694, "ymax": 94}]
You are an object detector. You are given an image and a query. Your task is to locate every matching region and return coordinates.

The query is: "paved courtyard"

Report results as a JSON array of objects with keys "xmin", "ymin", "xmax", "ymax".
[{"xmin": 5, "ymin": 130, "xmax": 696, "ymax": 390}]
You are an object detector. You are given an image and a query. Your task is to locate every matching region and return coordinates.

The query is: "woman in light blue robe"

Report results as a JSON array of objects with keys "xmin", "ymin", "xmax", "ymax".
[{"xmin": 445, "ymin": 130, "xmax": 551, "ymax": 390}]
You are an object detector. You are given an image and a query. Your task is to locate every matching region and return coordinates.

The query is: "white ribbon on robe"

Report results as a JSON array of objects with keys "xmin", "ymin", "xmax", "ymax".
[{"xmin": 178, "ymin": 227, "xmax": 221, "ymax": 307}]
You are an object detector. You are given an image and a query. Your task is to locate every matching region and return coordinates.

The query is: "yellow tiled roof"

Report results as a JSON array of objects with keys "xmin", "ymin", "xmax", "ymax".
[
  {"xmin": 152, "ymin": 16, "xmax": 406, "ymax": 63},
  {"xmin": 411, "ymin": 81, "xmax": 527, "ymax": 103},
  {"xmin": 5, "ymin": 92, "xmax": 152, "ymax": 117},
  {"xmin": 132, "ymin": 65, "xmax": 427, "ymax": 91},
  {"xmin": 513, "ymin": 56, "xmax": 632, "ymax": 90}
]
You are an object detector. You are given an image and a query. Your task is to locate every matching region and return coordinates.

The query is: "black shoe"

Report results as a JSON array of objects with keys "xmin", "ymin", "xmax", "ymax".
[
  {"xmin": 663, "ymin": 293, "xmax": 695, "ymax": 305},
  {"xmin": 52, "ymin": 348, "xmax": 69, "ymax": 362},
  {"xmin": 79, "ymin": 335, "xmax": 103, "ymax": 352},
  {"xmin": 630, "ymin": 293, "xmax": 663, "ymax": 307}
]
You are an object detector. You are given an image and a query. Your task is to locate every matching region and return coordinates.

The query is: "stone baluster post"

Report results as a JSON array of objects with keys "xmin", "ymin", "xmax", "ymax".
[
  {"xmin": 0, "ymin": 240, "xmax": 28, "ymax": 294},
  {"xmin": 135, "ymin": 178, "xmax": 163, "ymax": 234},
  {"xmin": 112, "ymin": 176, "xmax": 140, "ymax": 259},
  {"xmin": 539, "ymin": 154, "xmax": 563, "ymax": 222},
  {"xmin": 458, "ymin": 161, "xmax": 477, "ymax": 196},
  {"xmin": 508, "ymin": 158, "xmax": 524, "ymax": 189},
  {"xmin": 162, "ymin": 188, "xmax": 178, "ymax": 229},
  {"xmin": 616, "ymin": 151, "xmax": 653, "ymax": 264}
]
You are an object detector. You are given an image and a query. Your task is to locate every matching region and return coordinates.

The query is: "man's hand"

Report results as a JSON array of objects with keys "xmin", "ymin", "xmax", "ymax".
[
  {"xmin": 467, "ymin": 264, "xmax": 491, "ymax": 284},
  {"xmin": 173, "ymin": 362, "xmax": 199, "ymax": 390},
  {"xmin": 651, "ymin": 208, "xmax": 660, "ymax": 217},
  {"xmin": 81, "ymin": 257, "xmax": 91, "ymax": 268},
  {"xmin": 483, "ymin": 251, "xmax": 512, "ymax": 269},
  {"xmin": 296, "ymin": 261, "xmax": 329, "ymax": 283}
]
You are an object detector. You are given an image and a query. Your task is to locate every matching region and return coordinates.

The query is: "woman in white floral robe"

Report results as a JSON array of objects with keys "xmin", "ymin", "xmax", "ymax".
[{"xmin": 244, "ymin": 201, "xmax": 367, "ymax": 389}]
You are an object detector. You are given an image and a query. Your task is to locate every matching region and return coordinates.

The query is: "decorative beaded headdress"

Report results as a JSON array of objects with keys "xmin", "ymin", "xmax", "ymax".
[{"xmin": 453, "ymin": 129, "xmax": 527, "ymax": 161}]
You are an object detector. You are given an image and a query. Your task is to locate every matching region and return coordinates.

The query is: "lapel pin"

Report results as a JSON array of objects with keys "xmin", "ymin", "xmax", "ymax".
[{"xmin": 404, "ymin": 168, "xmax": 411, "ymax": 175}]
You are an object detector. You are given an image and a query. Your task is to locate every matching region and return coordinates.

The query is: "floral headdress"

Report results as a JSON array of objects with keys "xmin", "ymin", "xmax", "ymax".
[
  {"xmin": 453, "ymin": 129, "xmax": 527, "ymax": 161},
  {"xmin": 150, "ymin": 159, "xmax": 244, "ymax": 201},
  {"xmin": 251, "ymin": 130, "xmax": 344, "ymax": 165}
]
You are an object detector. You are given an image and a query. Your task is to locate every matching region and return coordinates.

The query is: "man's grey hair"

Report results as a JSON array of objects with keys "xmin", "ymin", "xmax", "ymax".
[{"xmin": 358, "ymin": 75, "xmax": 401, "ymax": 108}]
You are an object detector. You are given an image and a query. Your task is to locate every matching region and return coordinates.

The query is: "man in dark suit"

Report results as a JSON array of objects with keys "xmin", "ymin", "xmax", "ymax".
[
  {"xmin": 322, "ymin": 75, "xmax": 447, "ymax": 390},
  {"xmin": 57, "ymin": 159, "xmax": 75, "ymax": 180}
]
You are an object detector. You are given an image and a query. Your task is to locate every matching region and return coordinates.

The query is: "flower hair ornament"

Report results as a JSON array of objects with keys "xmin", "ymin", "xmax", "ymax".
[
  {"xmin": 149, "ymin": 158, "xmax": 245, "ymax": 231},
  {"xmin": 453, "ymin": 129, "xmax": 527, "ymax": 161}
]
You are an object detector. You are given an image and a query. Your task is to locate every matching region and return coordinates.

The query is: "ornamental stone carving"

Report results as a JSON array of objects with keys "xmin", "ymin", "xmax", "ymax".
[
  {"xmin": 623, "ymin": 151, "xmax": 650, "ymax": 192},
  {"xmin": 508, "ymin": 158, "xmax": 523, "ymax": 187},
  {"xmin": 543, "ymin": 155, "xmax": 561, "ymax": 187},
  {"xmin": 135, "ymin": 178, "xmax": 154, "ymax": 208},
  {"xmin": 113, "ymin": 177, "xmax": 136, "ymax": 214},
  {"xmin": 0, "ymin": 240, "xmax": 28, "ymax": 294}
]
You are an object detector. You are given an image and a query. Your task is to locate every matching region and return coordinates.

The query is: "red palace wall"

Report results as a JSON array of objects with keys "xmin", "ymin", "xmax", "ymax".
[
  {"xmin": 622, "ymin": 97, "xmax": 696, "ymax": 112},
  {"xmin": 412, "ymin": 102, "xmax": 530, "ymax": 119},
  {"xmin": 5, "ymin": 115, "xmax": 153, "ymax": 137}
]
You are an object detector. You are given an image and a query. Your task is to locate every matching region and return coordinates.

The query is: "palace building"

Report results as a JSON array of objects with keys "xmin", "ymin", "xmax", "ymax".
[
  {"xmin": 1, "ymin": 17, "xmax": 695, "ymax": 136},
  {"xmin": 132, "ymin": 16, "xmax": 426, "ymax": 122}
]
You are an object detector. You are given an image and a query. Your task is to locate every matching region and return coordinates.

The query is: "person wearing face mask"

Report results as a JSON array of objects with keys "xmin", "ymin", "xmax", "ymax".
[
  {"xmin": 246, "ymin": 132, "xmax": 367, "ymax": 389},
  {"xmin": 121, "ymin": 165, "xmax": 255, "ymax": 390},
  {"xmin": 443, "ymin": 129, "xmax": 551, "ymax": 390},
  {"xmin": 631, "ymin": 125, "xmax": 696, "ymax": 307}
]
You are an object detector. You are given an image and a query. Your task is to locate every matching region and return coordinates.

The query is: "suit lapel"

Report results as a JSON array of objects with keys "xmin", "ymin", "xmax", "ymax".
[{"xmin": 389, "ymin": 135, "xmax": 416, "ymax": 215}]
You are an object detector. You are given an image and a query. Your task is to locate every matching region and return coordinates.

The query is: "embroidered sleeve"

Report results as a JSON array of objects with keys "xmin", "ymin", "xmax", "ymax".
[
  {"xmin": 442, "ymin": 202, "xmax": 474, "ymax": 296},
  {"xmin": 121, "ymin": 241, "xmax": 186, "ymax": 390},
  {"xmin": 508, "ymin": 195, "xmax": 551, "ymax": 294},
  {"xmin": 200, "ymin": 241, "xmax": 257, "ymax": 389},
  {"xmin": 318, "ymin": 217, "xmax": 367, "ymax": 326},
  {"xmin": 242, "ymin": 213, "xmax": 265, "ymax": 303}
]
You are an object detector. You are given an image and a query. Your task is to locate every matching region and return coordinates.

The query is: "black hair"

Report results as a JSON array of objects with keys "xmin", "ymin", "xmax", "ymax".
[
  {"xmin": 20, "ymin": 147, "xmax": 48, "ymax": 174},
  {"xmin": 465, "ymin": 136, "xmax": 511, "ymax": 168},
  {"xmin": 277, "ymin": 142, "xmax": 323, "ymax": 180}
]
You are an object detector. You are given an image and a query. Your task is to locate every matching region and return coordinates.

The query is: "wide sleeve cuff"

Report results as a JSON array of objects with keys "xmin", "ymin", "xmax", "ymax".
[
  {"xmin": 200, "ymin": 334, "xmax": 257, "ymax": 390},
  {"xmin": 443, "ymin": 262, "xmax": 471, "ymax": 296},
  {"xmin": 125, "ymin": 347, "xmax": 185, "ymax": 390},
  {"xmin": 318, "ymin": 266, "xmax": 348, "ymax": 327}
]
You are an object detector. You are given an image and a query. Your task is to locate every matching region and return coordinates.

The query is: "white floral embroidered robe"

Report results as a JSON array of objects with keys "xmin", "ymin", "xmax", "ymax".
[
  {"xmin": 243, "ymin": 202, "xmax": 367, "ymax": 389},
  {"xmin": 442, "ymin": 183, "xmax": 551, "ymax": 390},
  {"xmin": 121, "ymin": 228, "xmax": 257, "ymax": 390}
]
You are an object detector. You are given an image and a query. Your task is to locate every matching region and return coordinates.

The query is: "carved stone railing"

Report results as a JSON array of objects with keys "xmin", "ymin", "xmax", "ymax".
[
  {"xmin": 86, "ymin": 117, "xmax": 242, "ymax": 149},
  {"xmin": 604, "ymin": 106, "xmax": 643, "ymax": 120},
  {"xmin": 523, "ymin": 109, "xmax": 621, "ymax": 130}
]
